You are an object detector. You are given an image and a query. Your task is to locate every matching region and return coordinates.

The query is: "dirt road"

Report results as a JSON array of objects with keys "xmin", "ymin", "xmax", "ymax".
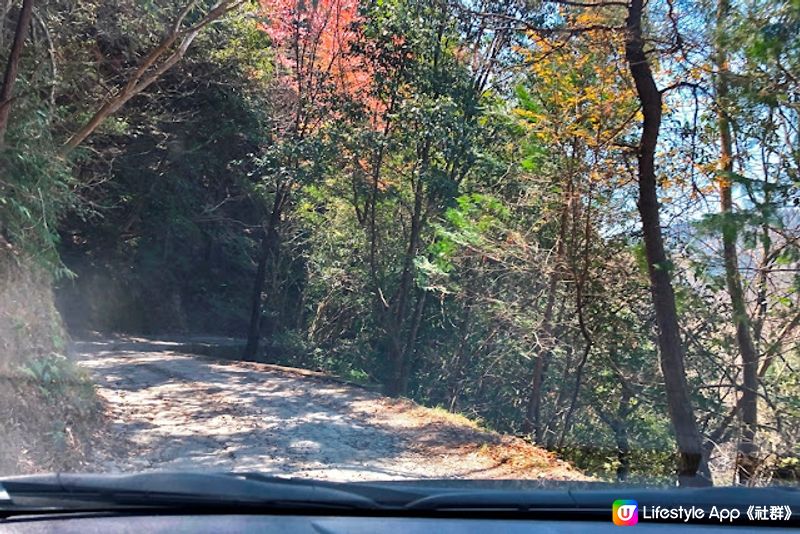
[{"xmin": 75, "ymin": 338, "xmax": 584, "ymax": 482}]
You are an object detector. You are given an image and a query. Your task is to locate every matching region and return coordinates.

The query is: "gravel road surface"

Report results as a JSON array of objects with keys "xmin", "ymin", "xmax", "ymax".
[{"xmin": 74, "ymin": 338, "xmax": 584, "ymax": 482}]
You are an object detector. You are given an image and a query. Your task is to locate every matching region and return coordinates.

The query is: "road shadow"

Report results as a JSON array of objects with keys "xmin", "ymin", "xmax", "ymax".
[{"xmin": 74, "ymin": 337, "xmax": 516, "ymax": 480}]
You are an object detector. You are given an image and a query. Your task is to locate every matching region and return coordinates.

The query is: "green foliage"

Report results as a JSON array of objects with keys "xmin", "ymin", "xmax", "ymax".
[
  {"xmin": 0, "ymin": 123, "xmax": 75, "ymax": 268},
  {"xmin": 18, "ymin": 353, "xmax": 94, "ymax": 403}
]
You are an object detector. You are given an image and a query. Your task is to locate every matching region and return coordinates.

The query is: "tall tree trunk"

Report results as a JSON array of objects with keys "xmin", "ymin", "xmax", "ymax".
[
  {"xmin": 447, "ymin": 299, "xmax": 474, "ymax": 413},
  {"xmin": 243, "ymin": 190, "xmax": 283, "ymax": 360},
  {"xmin": 715, "ymin": 0, "xmax": 759, "ymax": 485},
  {"xmin": 0, "ymin": 0, "xmax": 34, "ymax": 145},
  {"xmin": 522, "ymin": 177, "xmax": 572, "ymax": 442},
  {"xmin": 613, "ymin": 387, "xmax": 633, "ymax": 482},
  {"xmin": 557, "ymin": 179, "xmax": 595, "ymax": 448},
  {"xmin": 624, "ymin": 0, "xmax": 710, "ymax": 486},
  {"xmin": 522, "ymin": 274, "xmax": 557, "ymax": 442},
  {"xmin": 384, "ymin": 142, "xmax": 428, "ymax": 397}
]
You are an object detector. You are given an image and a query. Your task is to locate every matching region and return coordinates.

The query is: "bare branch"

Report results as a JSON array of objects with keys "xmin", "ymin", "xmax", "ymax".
[{"xmin": 454, "ymin": 7, "xmax": 624, "ymax": 35}]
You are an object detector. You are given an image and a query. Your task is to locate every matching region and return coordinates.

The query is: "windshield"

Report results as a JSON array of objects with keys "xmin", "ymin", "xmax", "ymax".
[{"xmin": 0, "ymin": 0, "xmax": 798, "ymax": 498}]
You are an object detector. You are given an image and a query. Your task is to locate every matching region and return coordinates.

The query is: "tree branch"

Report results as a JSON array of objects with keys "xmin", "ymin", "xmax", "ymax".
[{"xmin": 60, "ymin": 0, "xmax": 244, "ymax": 155}]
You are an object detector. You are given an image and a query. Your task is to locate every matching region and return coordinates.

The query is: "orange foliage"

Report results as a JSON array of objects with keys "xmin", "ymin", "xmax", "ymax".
[{"xmin": 259, "ymin": 0, "xmax": 371, "ymax": 112}]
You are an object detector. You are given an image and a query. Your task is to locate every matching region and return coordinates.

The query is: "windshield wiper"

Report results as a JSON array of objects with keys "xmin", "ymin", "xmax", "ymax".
[
  {"xmin": 3, "ymin": 474, "xmax": 799, "ymax": 525},
  {"xmin": 0, "ymin": 472, "xmax": 380, "ymax": 518}
]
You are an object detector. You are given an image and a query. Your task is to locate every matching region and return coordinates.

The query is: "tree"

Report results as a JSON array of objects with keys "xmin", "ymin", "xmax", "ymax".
[
  {"xmin": 623, "ymin": 0, "xmax": 710, "ymax": 485},
  {"xmin": 4, "ymin": 0, "xmax": 799, "ymax": 485},
  {"xmin": 713, "ymin": 0, "xmax": 760, "ymax": 484},
  {"xmin": 514, "ymin": 11, "xmax": 637, "ymax": 443},
  {"xmin": 698, "ymin": 0, "xmax": 800, "ymax": 482},
  {"xmin": 243, "ymin": 0, "xmax": 363, "ymax": 359},
  {"xmin": 0, "ymin": 0, "xmax": 34, "ymax": 144},
  {"xmin": 339, "ymin": 0, "xmax": 527, "ymax": 396}
]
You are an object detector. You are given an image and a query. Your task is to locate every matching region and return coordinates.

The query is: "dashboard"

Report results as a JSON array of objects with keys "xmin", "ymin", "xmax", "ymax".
[{"xmin": 0, "ymin": 514, "xmax": 787, "ymax": 533}]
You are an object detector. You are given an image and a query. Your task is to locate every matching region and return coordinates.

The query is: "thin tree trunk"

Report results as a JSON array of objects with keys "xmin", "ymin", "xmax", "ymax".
[
  {"xmin": 714, "ymin": 0, "xmax": 759, "ymax": 484},
  {"xmin": 243, "ymin": 190, "xmax": 283, "ymax": 360},
  {"xmin": 447, "ymin": 299, "xmax": 474, "ymax": 413},
  {"xmin": 243, "ymin": 229, "xmax": 270, "ymax": 361},
  {"xmin": 624, "ymin": 0, "xmax": 710, "ymax": 486},
  {"xmin": 605, "ymin": 333, "xmax": 634, "ymax": 482},
  {"xmin": 385, "ymin": 141, "xmax": 428, "ymax": 397},
  {"xmin": 522, "ymin": 274, "xmax": 557, "ymax": 442},
  {"xmin": 399, "ymin": 287, "xmax": 427, "ymax": 395},
  {"xmin": 705, "ymin": 309, "xmax": 800, "ymax": 456},
  {"xmin": 558, "ymin": 185, "xmax": 594, "ymax": 449},
  {"xmin": 613, "ymin": 388, "xmax": 633, "ymax": 482},
  {"xmin": 522, "ymin": 178, "xmax": 572, "ymax": 442},
  {"xmin": 0, "ymin": 0, "xmax": 10, "ymax": 52},
  {"xmin": 536, "ymin": 297, "xmax": 568, "ymax": 447},
  {"xmin": 0, "ymin": 0, "xmax": 34, "ymax": 144}
]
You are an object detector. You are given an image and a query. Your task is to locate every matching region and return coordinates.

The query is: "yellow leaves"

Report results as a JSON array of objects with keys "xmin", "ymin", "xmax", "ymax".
[
  {"xmin": 513, "ymin": 107, "xmax": 547, "ymax": 128},
  {"xmin": 571, "ymin": 7, "xmax": 622, "ymax": 29},
  {"xmin": 573, "ymin": 10, "xmax": 599, "ymax": 27},
  {"xmin": 694, "ymin": 161, "xmax": 733, "ymax": 190},
  {"xmin": 515, "ymin": 8, "xmax": 642, "ymax": 160},
  {"xmin": 525, "ymin": 31, "xmax": 557, "ymax": 56},
  {"xmin": 658, "ymin": 167, "xmax": 690, "ymax": 193}
]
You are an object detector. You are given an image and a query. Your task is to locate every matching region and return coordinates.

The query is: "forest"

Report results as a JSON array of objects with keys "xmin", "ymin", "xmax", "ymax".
[{"xmin": 0, "ymin": 0, "xmax": 798, "ymax": 486}]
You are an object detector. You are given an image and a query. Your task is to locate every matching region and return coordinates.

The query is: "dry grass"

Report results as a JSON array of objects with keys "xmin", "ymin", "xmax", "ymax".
[
  {"xmin": 0, "ymin": 373, "xmax": 104, "ymax": 474},
  {"xmin": 360, "ymin": 395, "xmax": 589, "ymax": 481}
]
